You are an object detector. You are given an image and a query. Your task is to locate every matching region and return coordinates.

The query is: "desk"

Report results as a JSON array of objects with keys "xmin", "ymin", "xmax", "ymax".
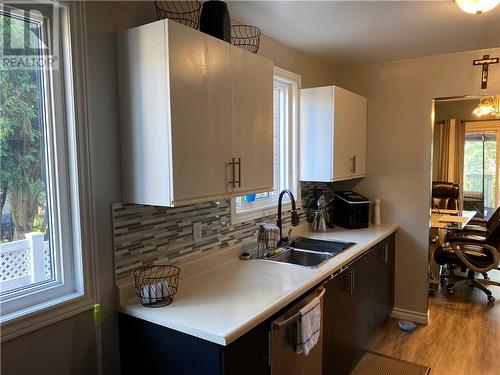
[
  {"xmin": 429, "ymin": 210, "xmax": 477, "ymax": 294},
  {"xmin": 430, "ymin": 210, "xmax": 476, "ymax": 230}
]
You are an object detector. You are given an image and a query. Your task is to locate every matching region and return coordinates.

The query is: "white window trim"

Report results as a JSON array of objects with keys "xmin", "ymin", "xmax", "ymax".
[
  {"xmin": 0, "ymin": 1, "xmax": 96, "ymax": 342},
  {"xmin": 0, "ymin": 2, "xmax": 80, "ymax": 316},
  {"xmin": 231, "ymin": 66, "xmax": 302, "ymax": 224}
]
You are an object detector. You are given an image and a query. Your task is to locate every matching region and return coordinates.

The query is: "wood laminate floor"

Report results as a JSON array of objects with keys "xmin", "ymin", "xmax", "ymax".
[{"xmin": 369, "ymin": 272, "xmax": 500, "ymax": 375}]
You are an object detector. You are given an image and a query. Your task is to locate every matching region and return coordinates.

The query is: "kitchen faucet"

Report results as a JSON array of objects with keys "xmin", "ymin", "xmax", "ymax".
[{"xmin": 277, "ymin": 189, "xmax": 300, "ymax": 245}]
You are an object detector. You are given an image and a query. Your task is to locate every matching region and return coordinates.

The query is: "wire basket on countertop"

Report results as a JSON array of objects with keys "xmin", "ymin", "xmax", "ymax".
[
  {"xmin": 133, "ymin": 265, "xmax": 180, "ymax": 308},
  {"xmin": 154, "ymin": 1, "xmax": 201, "ymax": 30},
  {"xmin": 231, "ymin": 24, "xmax": 261, "ymax": 54}
]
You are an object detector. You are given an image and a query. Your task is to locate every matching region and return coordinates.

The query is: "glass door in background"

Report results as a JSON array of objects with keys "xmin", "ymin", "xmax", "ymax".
[{"xmin": 463, "ymin": 129, "xmax": 498, "ymax": 218}]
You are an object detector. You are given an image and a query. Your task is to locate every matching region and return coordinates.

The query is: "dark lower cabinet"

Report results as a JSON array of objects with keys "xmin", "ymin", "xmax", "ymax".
[
  {"xmin": 322, "ymin": 234, "xmax": 395, "ymax": 375},
  {"xmin": 322, "ymin": 265, "xmax": 357, "ymax": 375},
  {"xmin": 119, "ymin": 313, "xmax": 269, "ymax": 375},
  {"xmin": 119, "ymin": 234, "xmax": 395, "ymax": 375}
]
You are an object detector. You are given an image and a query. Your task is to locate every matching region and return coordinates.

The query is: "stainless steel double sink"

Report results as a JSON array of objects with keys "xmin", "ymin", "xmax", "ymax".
[{"xmin": 260, "ymin": 237, "xmax": 355, "ymax": 268}]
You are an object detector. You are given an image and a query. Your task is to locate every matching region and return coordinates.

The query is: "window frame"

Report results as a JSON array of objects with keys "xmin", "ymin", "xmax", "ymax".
[
  {"xmin": 0, "ymin": 1, "xmax": 96, "ymax": 341},
  {"xmin": 230, "ymin": 67, "xmax": 301, "ymax": 224}
]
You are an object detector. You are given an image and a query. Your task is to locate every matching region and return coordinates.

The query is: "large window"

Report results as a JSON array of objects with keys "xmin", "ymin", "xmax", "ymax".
[
  {"xmin": 231, "ymin": 67, "xmax": 301, "ymax": 223},
  {"xmin": 0, "ymin": 2, "xmax": 87, "ymax": 326}
]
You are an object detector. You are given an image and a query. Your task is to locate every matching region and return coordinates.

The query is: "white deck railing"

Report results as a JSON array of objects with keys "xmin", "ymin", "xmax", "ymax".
[{"xmin": 0, "ymin": 232, "xmax": 50, "ymax": 292}]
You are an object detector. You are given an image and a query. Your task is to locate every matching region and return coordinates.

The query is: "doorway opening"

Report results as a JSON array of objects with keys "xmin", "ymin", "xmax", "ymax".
[{"xmin": 429, "ymin": 95, "xmax": 500, "ymax": 301}]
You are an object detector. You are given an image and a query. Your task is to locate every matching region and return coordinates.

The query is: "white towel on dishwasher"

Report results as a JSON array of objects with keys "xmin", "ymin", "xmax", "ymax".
[{"xmin": 296, "ymin": 296, "xmax": 321, "ymax": 356}]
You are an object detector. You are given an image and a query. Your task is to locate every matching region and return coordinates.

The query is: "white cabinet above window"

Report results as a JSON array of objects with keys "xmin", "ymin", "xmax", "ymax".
[
  {"xmin": 300, "ymin": 85, "xmax": 367, "ymax": 182},
  {"xmin": 117, "ymin": 19, "xmax": 273, "ymax": 206}
]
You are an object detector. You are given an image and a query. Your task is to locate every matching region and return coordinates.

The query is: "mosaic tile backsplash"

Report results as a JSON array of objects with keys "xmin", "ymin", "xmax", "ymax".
[
  {"xmin": 301, "ymin": 180, "xmax": 361, "ymax": 221},
  {"xmin": 113, "ymin": 199, "xmax": 300, "ymax": 282},
  {"xmin": 112, "ymin": 181, "xmax": 360, "ymax": 283}
]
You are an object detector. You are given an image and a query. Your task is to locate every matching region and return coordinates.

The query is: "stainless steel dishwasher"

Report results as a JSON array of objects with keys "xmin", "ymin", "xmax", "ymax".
[{"xmin": 270, "ymin": 287, "xmax": 326, "ymax": 375}]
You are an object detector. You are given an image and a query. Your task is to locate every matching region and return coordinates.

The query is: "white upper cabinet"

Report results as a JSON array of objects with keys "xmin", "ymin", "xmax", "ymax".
[
  {"xmin": 117, "ymin": 19, "xmax": 273, "ymax": 206},
  {"xmin": 300, "ymin": 85, "xmax": 367, "ymax": 182},
  {"xmin": 231, "ymin": 46, "xmax": 274, "ymax": 195},
  {"xmin": 168, "ymin": 20, "xmax": 233, "ymax": 205}
]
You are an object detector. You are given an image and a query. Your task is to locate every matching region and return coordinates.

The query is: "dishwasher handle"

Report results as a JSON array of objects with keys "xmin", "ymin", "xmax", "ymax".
[{"xmin": 272, "ymin": 288, "xmax": 326, "ymax": 330}]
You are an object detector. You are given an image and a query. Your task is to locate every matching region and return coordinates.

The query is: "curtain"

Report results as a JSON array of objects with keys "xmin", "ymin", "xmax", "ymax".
[{"xmin": 436, "ymin": 119, "xmax": 465, "ymax": 201}]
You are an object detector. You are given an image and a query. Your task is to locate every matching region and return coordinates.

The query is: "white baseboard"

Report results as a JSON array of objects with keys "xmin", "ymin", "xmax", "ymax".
[{"xmin": 390, "ymin": 307, "xmax": 429, "ymax": 325}]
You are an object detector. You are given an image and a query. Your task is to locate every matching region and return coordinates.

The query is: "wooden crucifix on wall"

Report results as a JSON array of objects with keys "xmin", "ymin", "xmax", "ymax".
[{"xmin": 473, "ymin": 54, "xmax": 499, "ymax": 89}]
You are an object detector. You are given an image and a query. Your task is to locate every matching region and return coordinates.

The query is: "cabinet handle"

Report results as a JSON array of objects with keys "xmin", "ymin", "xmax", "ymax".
[
  {"xmin": 384, "ymin": 243, "xmax": 389, "ymax": 264},
  {"xmin": 343, "ymin": 268, "xmax": 354, "ymax": 295},
  {"xmin": 350, "ymin": 268, "xmax": 354, "ymax": 295},
  {"xmin": 228, "ymin": 158, "xmax": 236, "ymax": 189},
  {"xmin": 236, "ymin": 157, "xmax": 241, "ymax": 188},
  {"xmin": 267, "ymin": 330, "xmax": 272, "ymax": 367},
  {"xmin": 349, "ymin": 157, "xmax": 355, "ymax": 174},
  {"xmin": 342, "ymin": 267, "xmax": 349, "ymax": 291},
  {"xmin": 228, "ymin": 158, "xmax": 241, "ymax": 189},
  {"xmin": 353, "ymin": 155, "xmax": 356, "ymax": 174}
]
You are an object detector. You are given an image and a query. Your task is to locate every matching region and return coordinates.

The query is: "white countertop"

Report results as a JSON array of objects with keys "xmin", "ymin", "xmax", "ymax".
[{"xmin": 119, "ymin": 224, "xmax": 398, "ymax": 346}]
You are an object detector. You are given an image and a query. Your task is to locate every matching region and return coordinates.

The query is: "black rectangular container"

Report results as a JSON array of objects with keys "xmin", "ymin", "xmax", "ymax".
[{"xmin": 332, "ymin": 191, "xmax": 370, "ymax": 229}]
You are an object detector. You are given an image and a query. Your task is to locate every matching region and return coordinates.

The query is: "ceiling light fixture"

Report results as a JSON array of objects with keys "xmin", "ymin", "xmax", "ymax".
[
  {"xmin": 455, "ymin": 0, "xmax": 500, "ymax": 14},
  {"xmin": 473, "ymin": 96, "xmax": 500, "ymax": 118}
]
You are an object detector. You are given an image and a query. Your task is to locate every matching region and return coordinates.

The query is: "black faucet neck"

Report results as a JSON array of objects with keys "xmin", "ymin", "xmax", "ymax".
[{"xmin": 277, "ymin": 189, "xmax": 299, "ymax": 244}]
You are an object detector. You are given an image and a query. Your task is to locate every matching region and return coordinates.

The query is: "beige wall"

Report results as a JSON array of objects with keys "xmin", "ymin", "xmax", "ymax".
[
  {"xmin": 337, "ymin": 47, "xmax": 500, "ymax": 316},
  {"xmin": 258, "ymin": 33, "xmax": 336, "ymax": 87},
  {"xmin": 84, "ymin": 3, "xmax": 157, "ymax": 373},
  {"xmin": 1, "ymin": 311, "xmax": 97, "ymax": 375},
  {"xmin": 1, "ymin": 3, "xmax": 336, "ymax": 375}
]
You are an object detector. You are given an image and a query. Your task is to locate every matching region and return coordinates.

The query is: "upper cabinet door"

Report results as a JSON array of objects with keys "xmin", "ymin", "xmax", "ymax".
[
  {"xmin": 230, "ymin": 47, "xmax": 274, "ymax": 195},
  {"xmin": 167, "ymin": 21, "xmax": 233, "ymax": 204},
  {"xmin": 300, "ymin": 85, "xmax": 367, "ymax": 183},
  {"xmin": 332, "ymin": 86, "xmax": 367, "ymax": 181},
  {"xmin": 300, "ymin": 86, "xmax": 334, "ymax": 182},
  {"xmin": 350, "ymin": 94, "xmax": 367, "ymax": 178}
]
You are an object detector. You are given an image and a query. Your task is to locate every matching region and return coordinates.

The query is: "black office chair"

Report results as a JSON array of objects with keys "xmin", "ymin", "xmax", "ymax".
[
  {"xmin": 432, "ymin": 181, "xmax": 460, "ymax": 210},
  {"xmin": 445, "ymin": 206, "xmax": 500, "ymax": 243},
  {"xmin": 435, "ymin": 218, "xmax": 500, "ymax": 302},
  {"xmin": 463, "ymin": 206, "xmax": 500, "ymax": 232}
]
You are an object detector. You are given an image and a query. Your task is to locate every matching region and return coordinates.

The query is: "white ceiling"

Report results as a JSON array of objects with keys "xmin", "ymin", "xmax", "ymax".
[{"xmin": 227, "ymin": 1, "xmax": 500, "ymax": 68}]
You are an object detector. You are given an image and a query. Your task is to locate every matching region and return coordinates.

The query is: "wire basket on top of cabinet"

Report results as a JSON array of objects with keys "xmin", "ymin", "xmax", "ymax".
[
  {"xmin": 154, "ymin": 1, "xmax": 201, "ymax": 30},
  {"xmin": 231, "ymin": 24, "xmax": 262, "ymax": 54}
]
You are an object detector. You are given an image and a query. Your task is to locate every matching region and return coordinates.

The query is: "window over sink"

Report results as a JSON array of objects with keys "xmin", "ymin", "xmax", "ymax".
[{"xmin": 231, "ymin": 67, "xmax": 301, "ymax": 224}]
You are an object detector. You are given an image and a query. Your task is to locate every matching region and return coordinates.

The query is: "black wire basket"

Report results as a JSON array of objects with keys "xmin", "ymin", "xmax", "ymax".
[
  {"xmin": 231, "ymin": 24, "xmax": 261, "ymax": 54},
  {"xmin": 133, "ymin": 265, "xmax": 181, "ymax": 308},
  {"xmin": 154, "ymin": 1, "xmax": 202, "ymax": 30}
]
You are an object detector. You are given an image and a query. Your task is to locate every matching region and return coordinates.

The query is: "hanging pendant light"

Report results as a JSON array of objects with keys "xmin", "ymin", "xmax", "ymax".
[
  {"xmin": 473, "ymin": 96, "xmax": 500, "ymax": 118},
  {"xmin": 455, "ymin": 0, "xmax": 500, "ymax": 14}
]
